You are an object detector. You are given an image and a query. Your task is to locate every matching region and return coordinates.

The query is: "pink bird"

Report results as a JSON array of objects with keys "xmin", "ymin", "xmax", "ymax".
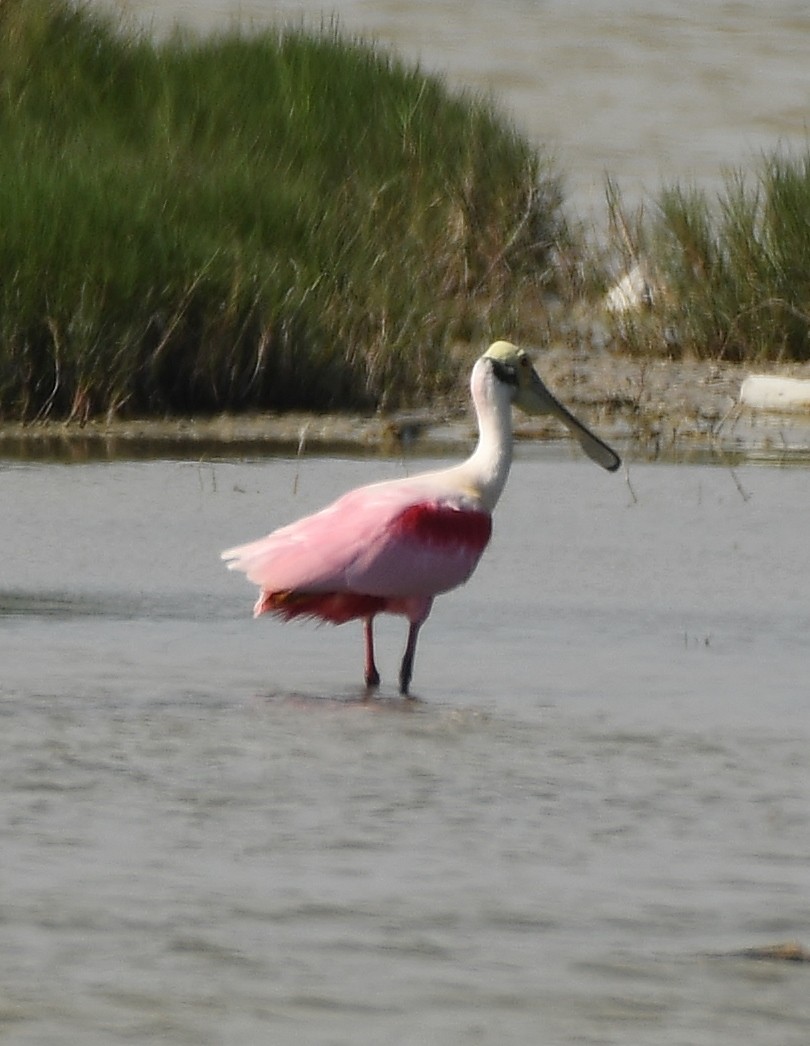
[{"xmin": 222, "ymin": 341, "xmax": 620, "ymax": 695}]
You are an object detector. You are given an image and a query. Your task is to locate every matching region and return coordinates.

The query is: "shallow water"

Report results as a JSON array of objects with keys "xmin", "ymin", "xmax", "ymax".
[
  {"xmin": 3, "ymin": 451, "xmax": 810, "ymax": 1044},
  {"xmin": 98, "ymin": 0, "xmax": 810, "ymax": 218}
]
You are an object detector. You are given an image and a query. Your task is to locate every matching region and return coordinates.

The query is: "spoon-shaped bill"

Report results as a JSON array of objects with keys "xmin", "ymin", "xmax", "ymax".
[{"xmin": 516, "ymin": 369, "xmax": 621, "ymax": 472}]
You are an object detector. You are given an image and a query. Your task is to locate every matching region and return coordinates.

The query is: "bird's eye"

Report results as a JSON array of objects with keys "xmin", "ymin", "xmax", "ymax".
[
  {"xmin": 490, "ymin": 359, "xmax": 518, "ymax": 386},
  {"xmin": 519, "ymin": 355, "xmax": 530, "ymax": 368}
]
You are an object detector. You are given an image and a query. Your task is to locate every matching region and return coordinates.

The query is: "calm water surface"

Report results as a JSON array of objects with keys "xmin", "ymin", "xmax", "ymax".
[
  {"xmin": 97, "ymin": 0, "xmax": 810, "ymax": 217},
  {"xmin": 14, "ymin": 3, "xmax": 810, "ymax": 1039},
  {"xmin": 2, "ymin": 451, "xmax": 810, "ymax": 1044}
]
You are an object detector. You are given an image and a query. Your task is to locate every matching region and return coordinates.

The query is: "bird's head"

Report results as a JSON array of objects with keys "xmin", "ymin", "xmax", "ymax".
[{"xmin": 482, "ymin": 341, "xmax": 621, "ymax": 472}]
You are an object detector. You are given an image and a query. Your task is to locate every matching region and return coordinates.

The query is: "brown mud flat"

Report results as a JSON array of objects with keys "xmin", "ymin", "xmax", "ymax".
[{"xmin": 3, "ymin": 350, "xmax": 810, "ymax": 463}]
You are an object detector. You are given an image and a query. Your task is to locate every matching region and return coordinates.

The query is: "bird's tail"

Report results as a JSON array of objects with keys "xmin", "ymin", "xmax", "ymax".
[{"xmin": 254, "ymin": 590, "xmax": 386, "ymax": 624}]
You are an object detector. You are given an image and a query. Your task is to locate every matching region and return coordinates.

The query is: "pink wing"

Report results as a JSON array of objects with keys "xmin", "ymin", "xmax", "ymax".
[
  {"xmin": 222, "ymin": 484, "xmax": 492, "ymax": 602},
  {"xmin": 347, "ymin": 500, "xmax": 492, "ymax": 596}
]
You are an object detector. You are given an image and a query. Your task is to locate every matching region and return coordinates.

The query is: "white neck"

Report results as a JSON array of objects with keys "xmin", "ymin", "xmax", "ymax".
[{"xmin": 458, "ymin": 356, "xmax": 514, "ymax": 512}]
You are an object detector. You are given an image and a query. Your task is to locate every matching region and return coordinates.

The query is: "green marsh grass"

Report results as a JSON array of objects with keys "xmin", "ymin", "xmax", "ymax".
[
  {"xmin": 0, "ymin": 0, "xmax": 567, "ymax": 421},
  {"xmin": 606, "ymin": 151, "xmax": 810, "ymax": 363}
]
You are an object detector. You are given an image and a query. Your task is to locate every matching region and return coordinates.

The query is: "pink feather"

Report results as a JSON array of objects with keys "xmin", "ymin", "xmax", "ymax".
[{"xmin": 222, "ymin": 483, "xmax": 492, "ymax": 625}]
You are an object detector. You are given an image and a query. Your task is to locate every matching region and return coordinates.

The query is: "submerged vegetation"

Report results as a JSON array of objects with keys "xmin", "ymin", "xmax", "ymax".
[{"xmin": 0, "ymin": 0, "xmax": 565, "ymax": 421}]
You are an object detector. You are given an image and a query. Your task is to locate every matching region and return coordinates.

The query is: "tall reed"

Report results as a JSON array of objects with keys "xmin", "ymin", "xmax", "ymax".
[
  {"xmin": 605, "ymin": 150, "xmax": 810, "ymax": 363},
  {"xmin": 0, "ymin": 0, "xmax": 567, "ymax": 421}
]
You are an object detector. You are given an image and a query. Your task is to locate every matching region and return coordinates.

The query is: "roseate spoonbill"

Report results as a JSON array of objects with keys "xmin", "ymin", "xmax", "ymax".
[{"xmin": 222, "ymin": 341, "xmax": 620, "ymax": 695}]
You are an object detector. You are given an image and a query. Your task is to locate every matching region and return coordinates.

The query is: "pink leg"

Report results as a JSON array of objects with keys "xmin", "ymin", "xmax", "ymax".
[
  {"xmin": 364, "ymin": 616, "xmax": 380, "ymax": 689},
  {"xmin": 399, "ymin": 620, "xmax": 423, "ymax": 696}
]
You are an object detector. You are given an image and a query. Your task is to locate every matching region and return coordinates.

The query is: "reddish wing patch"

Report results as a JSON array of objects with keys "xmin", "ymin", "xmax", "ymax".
[
  {"xmin": 391, "ymin": 503, "xmax": 492, "ymax": 551},
  {"xmin": 255, "ymin": 590, "xmax": 386, "ymax": 624},
  {"xmin": 252, "ymin": 503, "xmax": 491, "ymax": 625}
]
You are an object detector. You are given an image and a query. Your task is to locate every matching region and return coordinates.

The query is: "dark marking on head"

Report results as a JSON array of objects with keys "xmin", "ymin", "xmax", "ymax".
[{"xmin": 490, "ymin": 358, "xmax": 518, "ymax": 386}]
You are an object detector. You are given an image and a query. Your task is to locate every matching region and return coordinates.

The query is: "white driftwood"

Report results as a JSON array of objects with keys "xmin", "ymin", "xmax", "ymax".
[{"xmin": 739, "ymin": 374, "xmax": 810, "ymax": 412}]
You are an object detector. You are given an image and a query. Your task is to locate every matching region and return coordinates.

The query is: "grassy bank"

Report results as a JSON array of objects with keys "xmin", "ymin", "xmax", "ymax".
[
  {"xmin": 0, "ymin": 0, "xmax": 566, "ymax": 421},
  {"xmin": 603, "ymin": 151, "xmax": 810, "ymax": 363}
]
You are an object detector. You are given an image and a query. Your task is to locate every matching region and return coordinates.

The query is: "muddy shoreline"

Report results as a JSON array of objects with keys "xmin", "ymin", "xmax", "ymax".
[{"xmin": 3, "ymin": 350, "xmax": 810, "ymax": 464}]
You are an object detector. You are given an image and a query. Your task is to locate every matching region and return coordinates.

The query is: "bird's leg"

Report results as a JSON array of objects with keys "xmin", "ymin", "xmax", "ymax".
[
  {"xmin": 363, "ymin": 616, "xmax": 380, "ymax": 690},
  {"xmin": 399, "ymin": 620, "xmax": 423, "ymax": 697}
]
